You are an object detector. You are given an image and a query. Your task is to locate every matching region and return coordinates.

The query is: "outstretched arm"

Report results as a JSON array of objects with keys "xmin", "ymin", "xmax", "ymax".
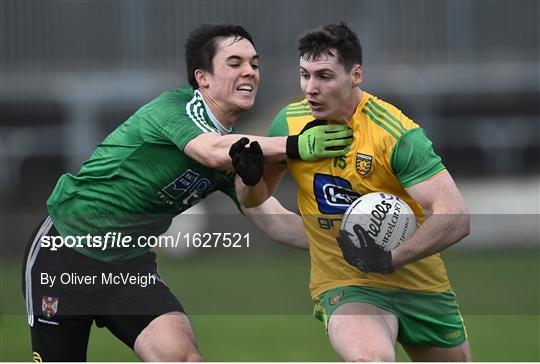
[
  {"xmin": 185, "ymin": 133, "xmax": 287, "ymax": 170},
  {"xmin": 184, "ymin": 124, "xmax": 352, "ymax": 170},
  {"xmin": 241, "ymin": 196, "xmax": 308, "ymax": 250}
]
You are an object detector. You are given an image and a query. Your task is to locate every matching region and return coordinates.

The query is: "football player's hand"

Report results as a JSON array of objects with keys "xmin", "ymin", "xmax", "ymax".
[
  {"xmin": 229, "ymin": 137, "xmax": 264, "ymax": 186},
  {"xmin": 336, "ymin": 224, "xmax": 394, "ymax": 274},
  {"xmin": 286, "ymin": 123, "xmax": 353, "ymax": 161}
]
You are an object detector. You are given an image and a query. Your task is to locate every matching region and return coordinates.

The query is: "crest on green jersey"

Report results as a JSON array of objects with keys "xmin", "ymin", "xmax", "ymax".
[{"xmin": 356, "ymin": 153, "xmax": 373, "ymax": 176}]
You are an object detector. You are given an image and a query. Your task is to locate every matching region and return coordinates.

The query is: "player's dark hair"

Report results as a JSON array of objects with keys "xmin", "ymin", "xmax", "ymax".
[
  {"xmin": 185, "ymin": 24, "xmax": 255, "ymax": 89},
  {"xmin": 298, "ymin": 22, "xmax": 362, "ymax": 71}
]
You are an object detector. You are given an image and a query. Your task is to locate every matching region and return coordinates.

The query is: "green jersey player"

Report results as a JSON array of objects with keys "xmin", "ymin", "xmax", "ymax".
[{"xmin": 22, "ymin": 24, "xmax": 352, "ymax": 361}]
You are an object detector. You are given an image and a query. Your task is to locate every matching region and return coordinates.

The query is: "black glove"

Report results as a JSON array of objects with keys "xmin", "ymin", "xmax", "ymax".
[
  {"xmin": 336, "ymin": 224, "xmax": 394, "ymax": 274},
  {"xmin": 228, "ymin": 137, "xmax": 264, "ymax": 186}
]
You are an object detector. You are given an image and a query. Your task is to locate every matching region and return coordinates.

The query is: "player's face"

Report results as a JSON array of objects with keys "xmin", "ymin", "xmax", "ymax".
[
  {"xmin": 300, "ymin": 53, "xmax": 362, "ymax": 123},
  {"xmin": 206, "ymin": 37, "xmax": 259, "ymax": 112}
]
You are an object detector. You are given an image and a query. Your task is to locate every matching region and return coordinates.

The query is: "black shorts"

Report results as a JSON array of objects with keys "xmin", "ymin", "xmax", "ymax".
[{"xmin": 21, "ymin": 216, "xmax": 184, "ymax": 361}]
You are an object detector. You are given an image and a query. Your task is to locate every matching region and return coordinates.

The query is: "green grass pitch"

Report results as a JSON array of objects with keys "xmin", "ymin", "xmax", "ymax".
[{"xmin": 2, "ymin": 249, "xmax": 538, "ymax": 361}]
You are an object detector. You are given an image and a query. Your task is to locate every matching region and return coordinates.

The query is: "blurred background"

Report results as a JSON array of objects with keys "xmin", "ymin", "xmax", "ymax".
[{"xmin": 1, "ymin": 0, "xmax": 538, "ymax": 361}]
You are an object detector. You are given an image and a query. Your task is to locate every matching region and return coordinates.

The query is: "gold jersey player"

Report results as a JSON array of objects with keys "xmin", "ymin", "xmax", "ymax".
[{"xmin": 234, "ymin": 23, "xmax": 471, "ymax": 361}]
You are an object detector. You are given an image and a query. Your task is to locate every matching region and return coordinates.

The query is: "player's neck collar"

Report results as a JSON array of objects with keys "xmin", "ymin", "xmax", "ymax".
[{"xmin": 196, "ymin": 90, "xmax": 233, "ymax": 135}]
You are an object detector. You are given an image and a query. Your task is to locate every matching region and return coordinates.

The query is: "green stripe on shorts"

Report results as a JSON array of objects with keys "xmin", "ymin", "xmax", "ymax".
[{"xmin": 313, "ymin": 285, "xmax": 467, "ymax": 348}]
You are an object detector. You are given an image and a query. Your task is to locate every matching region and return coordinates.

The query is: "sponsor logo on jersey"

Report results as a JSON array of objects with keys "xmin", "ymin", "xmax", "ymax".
[
  {"xmin": 355, "ymin": 153, "xmax": 373, "ymax": 176},
  {"xmin": 160, "ymin": 169, "xmax": 215, "ymax": 208},
  {"xmin": 329, "ymin": 290, "xmax": 344, "ymax": 305},
  {"xmin": 314, "ymin": 174, "xmax": 361, "ymax": 214},
  {"xmin": 41, "ymin": 296, "xmax": 58, "ymax": 319},
  {"xmin": 163, "ymin": 169, "xmax": 200, "ymax": 199}
]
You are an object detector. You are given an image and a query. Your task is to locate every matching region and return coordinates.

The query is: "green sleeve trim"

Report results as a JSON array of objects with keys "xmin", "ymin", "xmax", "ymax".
[
  {"xmin": 267, "ymin": 106, "xmax": 290, "ymax": 137},
  {"xmin": 145, "ymin": 98, "xmax": 206, "ymax": 151},
  {"xmin": 391, "ymin": 128, "xmax": 446, "ymax": 188},
  {"xmin": 156, "ymin": 113, "xmax": 204, "ymax": 151},
  {"xmin": 174, "ymin": 127, "xmax": 205, "ymax": 151}
]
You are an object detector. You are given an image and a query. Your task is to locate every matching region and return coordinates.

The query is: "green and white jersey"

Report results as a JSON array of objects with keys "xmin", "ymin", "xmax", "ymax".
[{"xmin": 47, "ymin": 86, "xmax": 239, "ymax": 262}]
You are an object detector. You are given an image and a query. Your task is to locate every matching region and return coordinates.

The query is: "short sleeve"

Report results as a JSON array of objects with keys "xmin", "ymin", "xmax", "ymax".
[
  {"xmin": 141, "ymin": 91, "xmax": 216, "ymax": 151},
  {"xmin": 267, "ymin": 107, "xmax": 290, "ymax": 137},
  {"xmin": 158, "ymin": 112, "xmax": 207, "ymax": 151},
  {"xmin": 390, "ymin": 128, "xmax": 446, "ymax": 188}
]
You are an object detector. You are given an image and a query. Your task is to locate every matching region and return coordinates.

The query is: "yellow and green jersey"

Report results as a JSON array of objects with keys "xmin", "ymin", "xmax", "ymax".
[{"xmin": 268, "ymin": 91, "xmax": 451, "ymax": 298}]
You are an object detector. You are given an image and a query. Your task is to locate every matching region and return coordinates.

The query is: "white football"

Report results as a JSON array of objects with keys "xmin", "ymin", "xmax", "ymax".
[{"xmin": 341, "ymin": 192, "xmax": 417, "ymax": 251}]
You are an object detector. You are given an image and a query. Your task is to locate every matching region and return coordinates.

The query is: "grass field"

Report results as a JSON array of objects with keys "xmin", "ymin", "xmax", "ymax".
[{"xmin": 1, "ymin": 248, "xmax": 538, "ymax": 361}]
